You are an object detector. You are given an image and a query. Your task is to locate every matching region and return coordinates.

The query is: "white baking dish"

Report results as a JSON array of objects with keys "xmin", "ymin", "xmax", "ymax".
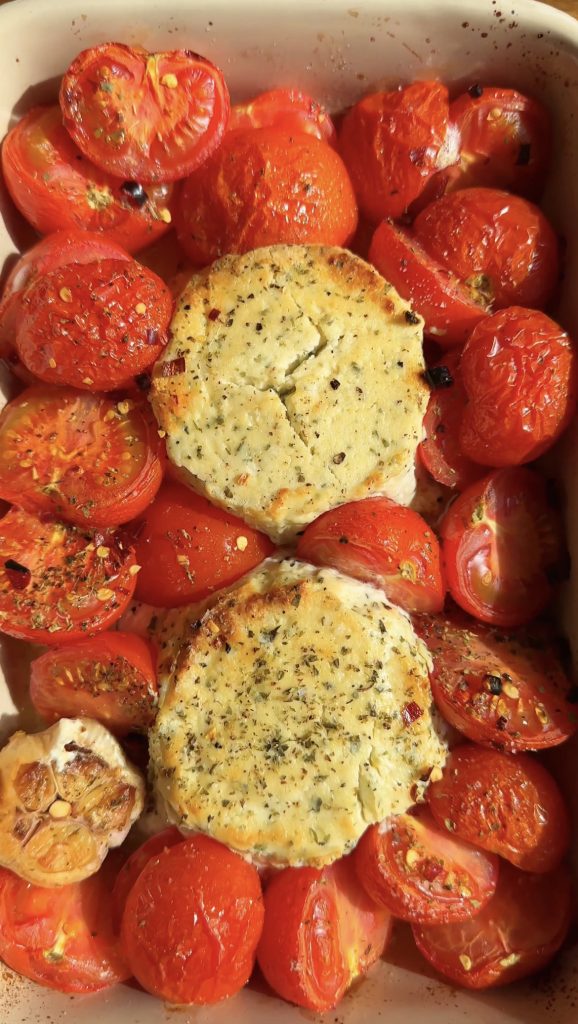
[{"xmin": 0, "ymin": 0, "xmax": 577, "ymax": 1020}]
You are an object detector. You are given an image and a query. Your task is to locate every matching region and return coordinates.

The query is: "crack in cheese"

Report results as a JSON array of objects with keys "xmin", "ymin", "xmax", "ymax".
[
  {"xmin": 150, "ymin": 559, "xmax": 448, "ymax": 867},
  {"xmin": 151, "ymin": 245, "xmax": 428, "ymax": 543}
]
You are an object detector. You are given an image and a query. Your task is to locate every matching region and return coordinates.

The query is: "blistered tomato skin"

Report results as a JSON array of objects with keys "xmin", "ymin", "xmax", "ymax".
[
  {"xmin": 419, "ymin": 352, "xmax": 484, "ymax": 491},
  {"xmin": 413, "ymin": 187, "xmax": 559, "ymax": 310},
  {"xmin": 459, "ymin": 307, "xmax": 578, "ymax": 467},
  {"xmin": 338, "ymin": 81, "xmax": 454, "ymax": 222},
  {"xmin": 229, "ymin": 88, "xmax": 336, "ymax": 144},
  {"xmin": 176, "ymin": 127, "xmax": 358, "ymax": 266}
]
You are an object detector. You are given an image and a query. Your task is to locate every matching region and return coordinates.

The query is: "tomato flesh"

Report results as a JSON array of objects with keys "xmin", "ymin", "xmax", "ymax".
[
  {"xmin": 419, "ymin": 352, "xmax": 484, "ymax": 490},
  {"xmin": 229, "ymin": 87, "xmax": 336, "ymax": 143}
]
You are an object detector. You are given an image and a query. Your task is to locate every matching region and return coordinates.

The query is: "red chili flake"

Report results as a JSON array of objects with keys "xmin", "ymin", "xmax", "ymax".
[
  {"xmin": 160, "ymin": 356, "xmax": 186, "ymax": 377},
  {"xmin": 420, "ymin": 858, "xmax": 444, "ymax": 883},
  {"xmin": 208, "ymin": 308, "xmax": 221, "ymax": 321},
  {"xmin": 146, "ymin": 328, "xmax": 160, "ymax": 346},
  {"xmin": 402, "ymin": 701, "xmax": 423, "ymax": 726},
  {"xmin": 4, "ymin": 558, "xmax": 31, "ymax": 591}
]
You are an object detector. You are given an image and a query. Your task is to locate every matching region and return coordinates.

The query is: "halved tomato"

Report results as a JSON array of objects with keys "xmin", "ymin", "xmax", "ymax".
[
  {"xmin": 60, "ymin": 43, "xmax": 230, "ymax": 183},
  {"xmin": 30, "ymin": 632, "xmax": 158, "ymax": 735},
  {"xmin": 419, "ymin": 352, "xmax": 484, "ymax": 491},
  {"xmin": 414, "ymin": 613, "xmax": 578, "ymax": 751},
  {"xmin": 0, "ymin": 508, "xmax": 137, "ymax": 644},
  {"xmin": 229, "ymin": 87, "xmax": 336, "ymax": 143}
]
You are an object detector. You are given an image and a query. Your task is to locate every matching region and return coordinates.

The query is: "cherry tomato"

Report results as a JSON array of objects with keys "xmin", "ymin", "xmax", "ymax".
[
  {"xmin": 459, "ymin": 307, "xmax": 578, "ymax": 467},
  {"xmin": 30, "ymin": 632, "xmax": 158, "ymax": 735},
  {"xmin": 0, "ymin": 388, "xmax": 164, "ymax": 527},
  {"xmin": 368, "ymin": 219, "xmax": 488, "ymax": 347},
  {"xmin": 447, "ymin": 86, "xmax": 551, "ymax": 199},
  {"xmin": 257, "ymin": 855, "xmax": 392, "ymax": 1012},
  {"xmin": 440, "ymin": 468, "xmax": 564, "ymax": 628},
  {"xmin": 121, "ymin": 834, "xmax": 264, "ymax": 1004},
  {"xmin": 415, "ymin": 613, "xmax": 578, "ymax": 752},
  {"xmin": 0, "ymin": 862, "xmax": 130, "ymax": 993},
  {"xmin": 413, "ymin": 861, "xmax": 572, "ymax": 989},
  {"xmin": 296, "ymin": 496, "xmax": 445, "ymax": 614},
  {"xmin": 111, "ymin": 827, "xmax": 183, "ymax": 930},
  {"xmin": 413, "ymin": 188, "xmax": 559, "ymax": 310},
  {"xmin": 60, "ymin": 43, "xmax": 230, "ymax": 184},
  {"xmin": 354, "ymin": 805, "xmax": 499, "ymax": 925},
  {"xmin": 132, "ymin": 480, "xmax": 275, "ymax": 608},
  {"xmin": 175, "ymin": 127, "xmax": 358, "ymax": 266},
  {"xmin": 229, "ymin": 88, "xmax": 336, "ymax": 143},
  {"xmin": 1, "ymin": 106, "xmax": 175, "ymax": 252},
  {"xmin": 426, "ymin": 744, "xmax": 571, "ymax": 873},
  {"xmin": 338, "ymin": 81, "xmax": 456, "ymax": 222},
  {"xmin": 419, "ymin": 353, "xmax": 484, "ymax": 491},
  {"xmin": 0, "ymin": 507, "xmax": 137, "ymax": 644},
  {"xmin": 15, "ymin": 258, "xmax": 172, "ymax": 391}
]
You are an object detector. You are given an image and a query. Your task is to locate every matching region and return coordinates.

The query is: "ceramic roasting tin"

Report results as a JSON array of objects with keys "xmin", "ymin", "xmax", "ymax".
[{"xmin": 0, "ymin": 0, "xmax": 576, "ymax": 1021}]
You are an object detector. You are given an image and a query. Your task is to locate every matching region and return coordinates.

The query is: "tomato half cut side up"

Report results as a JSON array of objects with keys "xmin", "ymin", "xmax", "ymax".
[
  {"xmin": 413, "ymin": 861, "xmax": 572, "ymax": 989},
  {"xmin": 440, "ymin": 467, "xmax": 565, "ymax": 628},
  {"xmin": 0, "ymin": 508, "xmax": 137, "ymax": 644},
  {"xmin": 414, "ymin": 613, "xmax": 578, "ymax": 751},
  {"xmin": 111, "ymin": 827, "xmax": 183, "ymax": 931},
  {"xmin": 228, "ymin": 88, "xmax": 336, "ymax": 144},
  {"xmin": 60, "ymin": 43, "xmax": 230, "ymax": 184},
  {"xmin": 0, "ymin": 388, "xmax": 165, "ymax": 527},
  {"xmin": 426, "ymin": 743, "xmax": 571, "ymax": 873},
  {"xmin": 257, "ymin": 855, "xmax": 392, "ymax": 1012},
  {"xmin": 419, "ymin": 352, "xmax": 484, "ymax": 491},
  {"xmin": 0, "ymin": 861, "xmax": 130, "ymax": 993},
  {"xmin": 30, "ymin": 631, "xmax": 158, "ymax": 735},
  {"xmin": 296, "ymin": 496, "xmax": 445, "ymax": 614},
  {"xmin": 368, "ymin": 220, "xmax": 488, "ymax": 347},
  {"xmin": 354, "ymin": 805, "xmax": 499, "ymax": 924}
]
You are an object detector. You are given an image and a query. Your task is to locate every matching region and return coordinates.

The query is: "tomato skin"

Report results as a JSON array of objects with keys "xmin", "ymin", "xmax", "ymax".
[
  {"xmin": 459, "ymin": 307, "xmax": 578, "ymax": 467},
  {"xmin": 175, "ymin": 127, "xmax": 358, "ymax": 266},
  {"xmin": 296, "ymin": 497, "xmax": 445, "ymax": 614},
  {"xmin": 419, "ymin": 353, "xmax": 484, "ymax": 491},
  {"xmin": 0, "ymin": 388, "xmax": 164, "ymax": 527},
  {"xmin": 121, "ymin": 834, "xmax": 264, "ymax": 1004},
  {"xmin": 413, "ymin": 861, "xmax": 572, "ymax": 989},
  {"xmin": 426, "ymin": 744, "xmax": 571, "ymax": 873},
  {"xmin": 447, "ymin": 87, "xmax": 551, "ymax": 199},
  {"xmin": 111, "ymin": 827, "xmax": 183, "ymax": 930},
  {"xmin": 1, "ymin": 106, "xmax": 175, "ymax": 253},
  {"xmin": 60, "ymin": 43, "xmax": 230, "ymax": 184},
  {"xmin": 354, "ymin": 806, "xmax": 499, "ymax": 925},
  {"xmin": 15, "ymin": 258, "xmax": 173, "ymax": 391},
  {"xmin": 229, "ymin": 88, "xmax": 336, "ymax": 144},
  {"xmin": 30, "ymin": 632, "xmax": 158, "ymax": 735},
  {"xmin": 338, "ymin": 81, "xmax": 454, "ymax": 222},
  {"xmin": 440, "ymin": 468, "xmax": 564, "ymax": 628},
  {"xmin": 133, "ymin": 480, "xmax": 275, "ymax": 608},
  {"xmin": 257, "ymin": 855, "xmax": 392, "ymax": 1012},
  {"xmin": 415, "ymin": 613, "xmax": 578, "ymax": 752},
  {"xmin": 0, "ymin": 863, "xmax": 130, "ymax": 993},
  {"xmin": 413, "ymin": 188, "xmax": 559, "ymax": 310},
  {"xmin": 368, "ymin": 220, "xmax": 488, "ymax": 347},
  {"xmin": 0, "ymin": 508, "xmax": 137, "ymax": 644}
]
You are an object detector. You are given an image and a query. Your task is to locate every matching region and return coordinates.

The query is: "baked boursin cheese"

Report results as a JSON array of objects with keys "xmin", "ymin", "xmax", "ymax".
[
  {"xmin": 151, "ymin": 245, "xmax": 428, "ymax": 543},
  {"xmin": 150, "ymin": 559, "xmax": 448, "ymax": 867}
]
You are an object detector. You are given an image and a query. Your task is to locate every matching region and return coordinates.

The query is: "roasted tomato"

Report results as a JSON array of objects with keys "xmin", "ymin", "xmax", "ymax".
[
  {"xmin": 419, "ymin": 353, "xmax": 484, "ymax": 491},
  {"xmin": 446, "ymin": 85, "xmax": 551, "ymax": 199},
  {"xmin": 257, "ymin": 855, "xmax": 392, "ymax": 1012},
  {"xmin": 30, "ymin": 632, "xmax": 158, "ymax": 735},
  {"xmin": 338, "ymin": 81, "xmax": 457, "ymax": 221},
  {"xmin": 413, "ymin": 188, "xmax": 559, "ymax": 310},
  {"xmin": 0, "ymin": 388, "xmax": 164, "ymax": 526},
  {"xmin": 459, "ymin": 307, "xmax": 578, "ymax": 466},
  {"xmin": 296, "ymin": 496, "xmax": 445, "ymax": 613},
  {"xmin": 111, "ymin": 827, "xmax": 183, "ymax": 930},
  {"xmin": 0, "ymin": 508, "xmax": 137, "ymax": 644},
  {"xmin": 354, "ymin": 806, "xmax": 499, "ymax": 924},
  {"xmin": 229, "ymin": 87, "xmax": 336, "ymax": 143},
  {"xmin": 368, "ymin": 220, "xmax": 488, "ymax": 347},
  {"xmin": 415, "ymin": 613, "xmax": 578, "ymax": 752},
  {"xmin": 413, "ymin": 861, "xmax": 572, "ymax": 989},
  {"xmin": 121, "ymin": 834, "xmax": 264, "ymax": 1004},
  {"xmin": 0, "ymin": 862, "xmax": 130, "ymax": 993},
  {"xmin": 1, "ymin": 106, "xmax": 175, "ymax": 252},
  {"xmin": 440, "ymin": 468, "xmax": 565, "ymax": 628},
  {"xmin": 132, "ymin": 480, "xmax": 274, "ymax": 607},
  {"xmin": 175, "ymin": 127, "xmax": 358, "ymax": 266},
  {"xmin": 426, "ymin": 744, "xmax": 571, "ymax": 873},
  {"xmin": 60, "ymin": 43, "xmax": 230, "ymax": 183},
  {"xmin": 15, "ymin": 258, "xmax": 172, "ymax": 390}
]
